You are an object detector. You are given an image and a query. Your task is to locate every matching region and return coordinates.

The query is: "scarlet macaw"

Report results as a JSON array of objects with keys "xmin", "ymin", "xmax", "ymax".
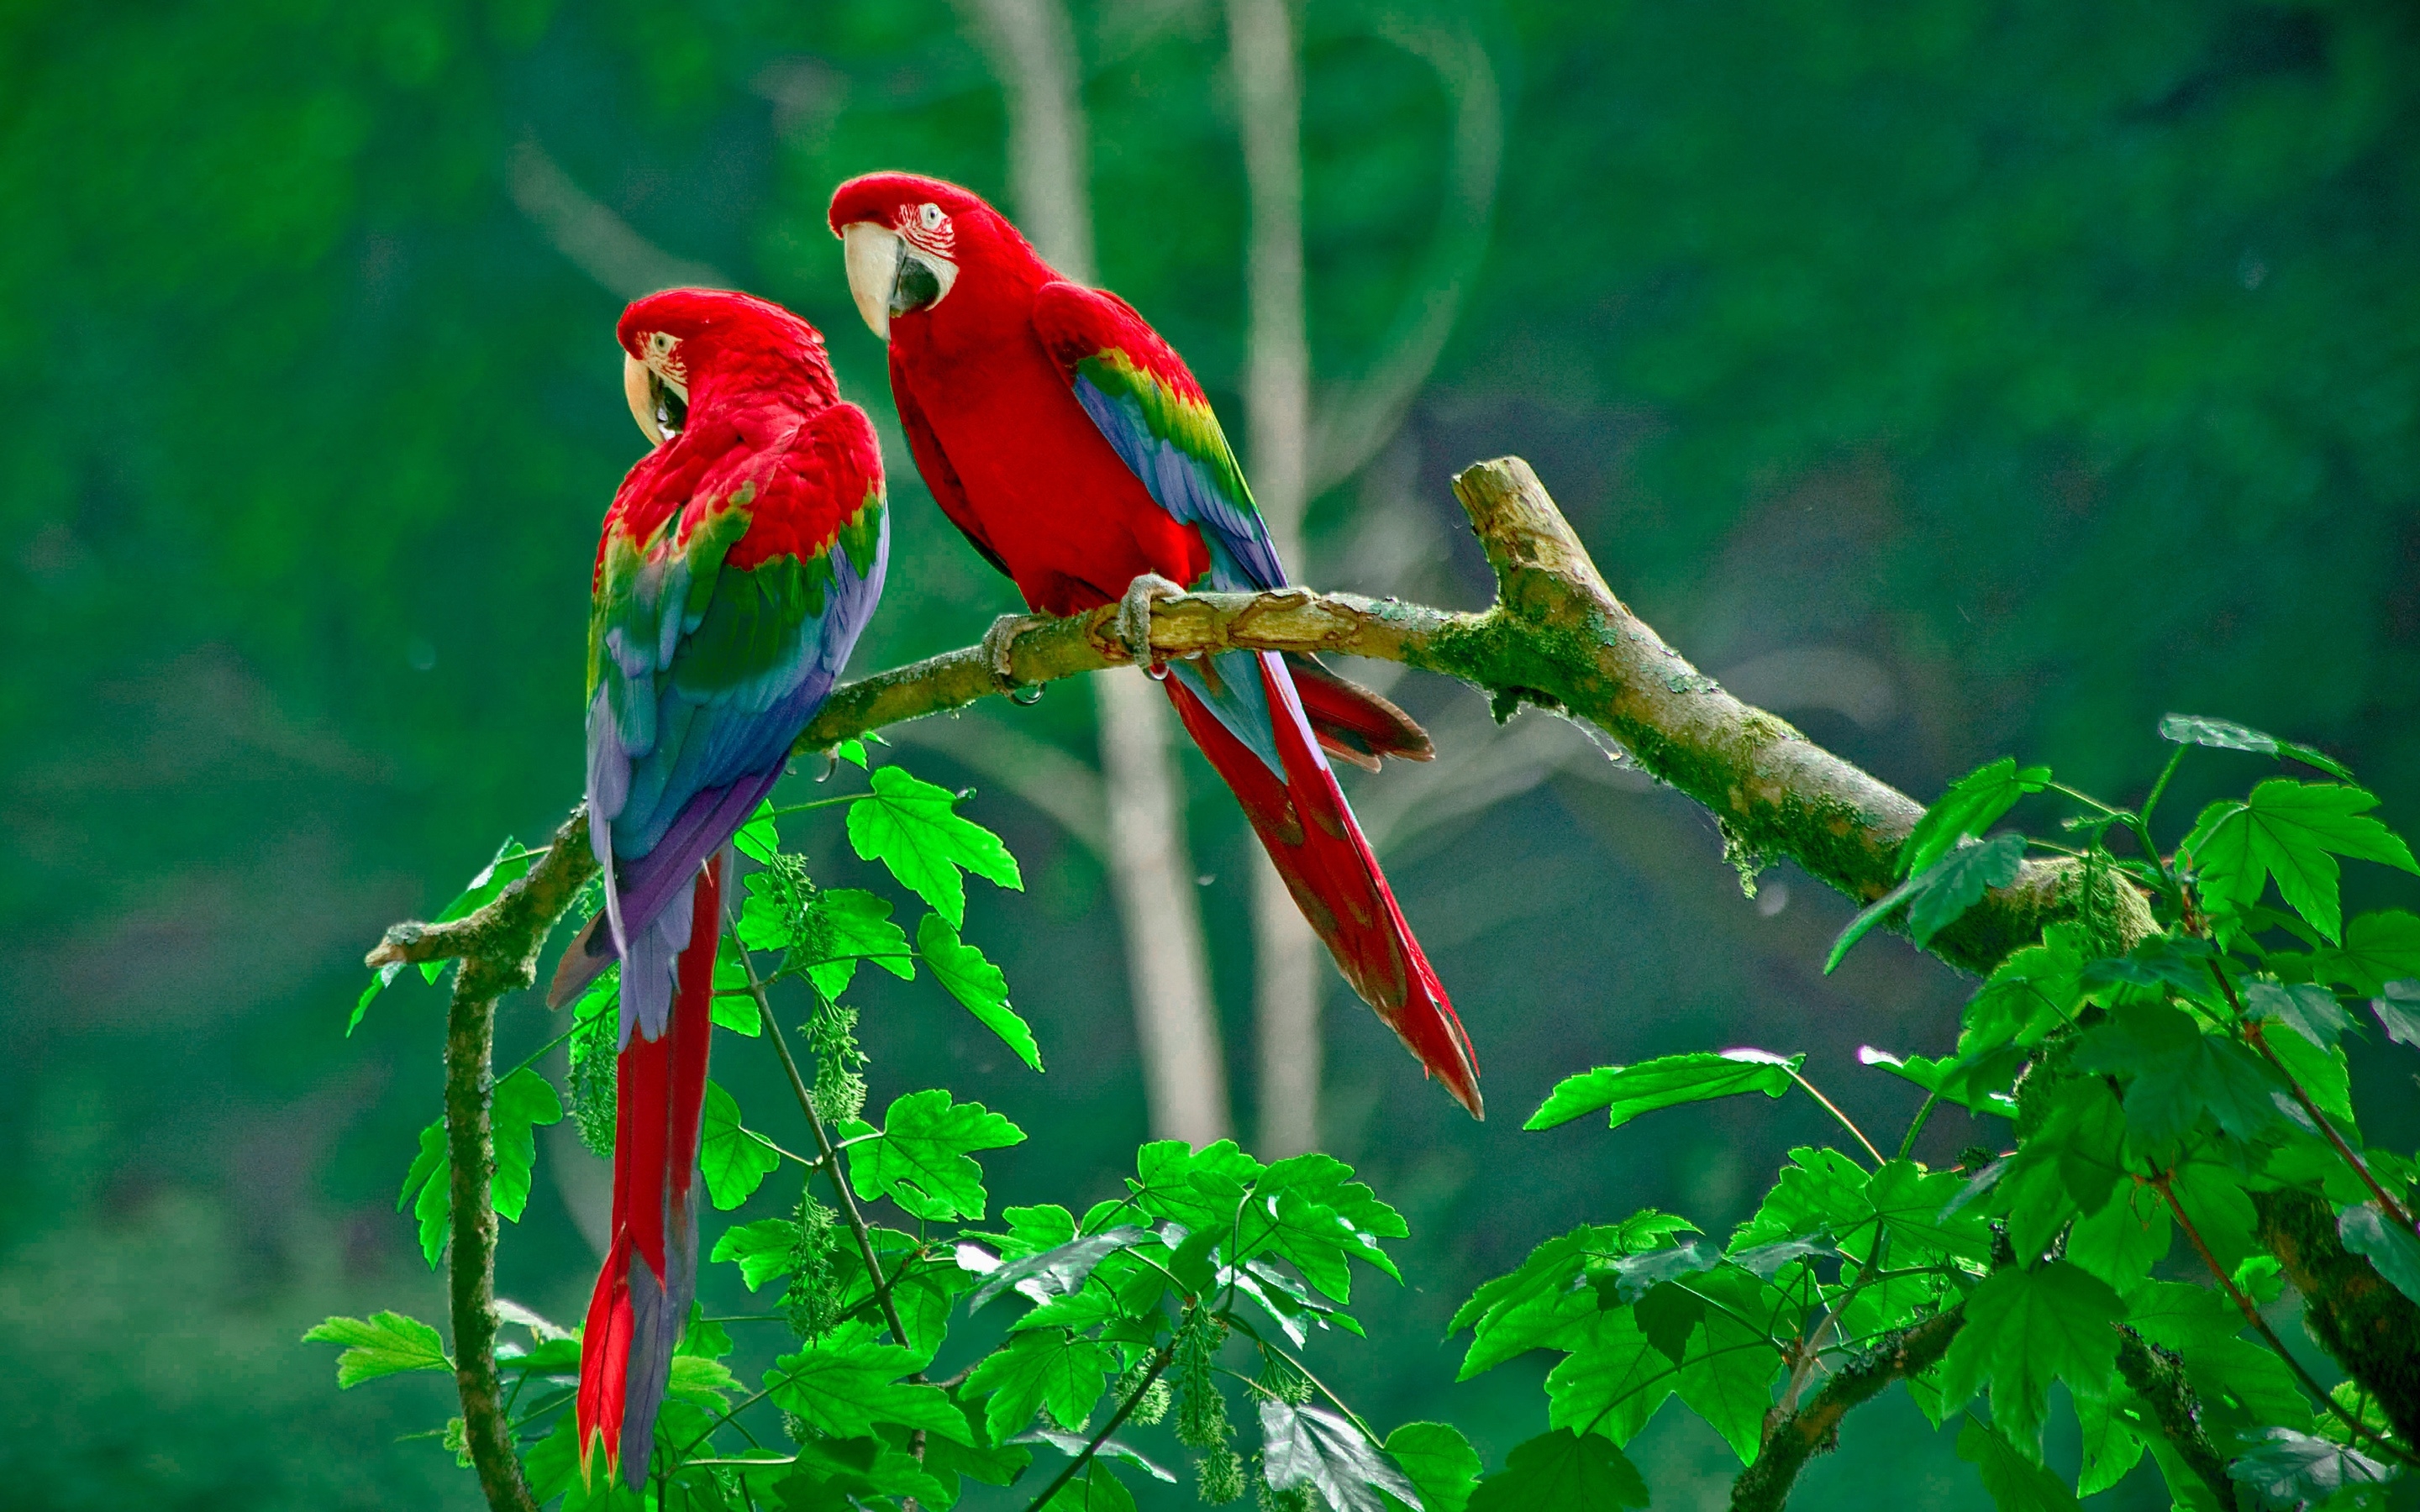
[
  {"xmin": 825, "ymin": 173, "xmax": 1481, "ymax": 1118},
  {"xmin": 545, "ymin": 289, "xmax": 888, "ymax": 1488}
]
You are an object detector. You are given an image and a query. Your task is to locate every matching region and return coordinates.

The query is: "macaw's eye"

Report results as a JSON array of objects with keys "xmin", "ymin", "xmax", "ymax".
[{"xmin": 919, "ymin": 202, "xmax": 944, "ymax": 230}]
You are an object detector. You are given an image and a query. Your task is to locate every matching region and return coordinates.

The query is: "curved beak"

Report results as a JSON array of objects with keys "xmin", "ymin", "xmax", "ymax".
[
  {"xmin": 841, "ymin": 221, "xmax": 958, "ymax": 343},
  {"xmin": 622, "ymin": 354, "xmax": 687, "ymax": 447}
]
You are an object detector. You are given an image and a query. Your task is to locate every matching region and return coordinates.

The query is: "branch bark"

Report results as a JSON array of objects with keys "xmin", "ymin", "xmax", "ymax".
[
  {"xmin": 1733, "ymin": 1307, "xmax": 1965, "ymax": 1512},
  {"xmin": 367, "ymin": 455, "xmax": 2419, "ymax": 1510}
]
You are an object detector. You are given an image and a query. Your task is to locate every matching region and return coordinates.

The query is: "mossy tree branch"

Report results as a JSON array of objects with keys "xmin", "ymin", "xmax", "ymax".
[{"xmin": 361, "ymin": 454, "xmax": 2403, "ymax": 1512}]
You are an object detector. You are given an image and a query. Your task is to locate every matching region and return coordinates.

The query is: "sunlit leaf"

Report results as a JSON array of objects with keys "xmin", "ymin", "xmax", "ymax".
[
  {"xmin": 490, "ymin": 1067, "xmax": 563, "ymax": 1223},
  {"xmin": 699, "ymin": 1079, "xmax": 781, "ymax": 1210},
  {"xmin": 846, "ymin": 766, "xmax": 1023, "ymax": 926},
  {"xmin": 1383, "ymin": 1422, "xmax": 1481, "ymax": 1512},
  {"xmin": 1899, "ymin": 758, "xmax": 2051, "ymax": 879},
  {"xmin": 1526, "ymin": 1050, "xmax": 1800, "ymax": 1131},
  {"xmin": 419, "ymin": 836, "xmax": 534, "ymax": 982},
  {"xmin": 733, "ymin": 801, "xmax": 780, "ymax": 864},
  {"xmin": 713, "ymin": 1217, "xmax": 802, "ymax": 1291},
  {"xmin": 843, "ymin": 1089, "xmax": 1025, "ymax": 1221},
  {"xmin": 2183, "ymin": 780, "xmax": 2417, "ymax": 942},
  {"xmin": 397, "ymin": 1120, "xmax": 448, "ymax": 1268},
  {"xmin": 1260, "ymin": 1400, "xmax": 1422, "ymax": 1512},
  {"xmin": 918, "ymin": 911, "xmax": 1042, "ymax": 1071},
  {"xmin": 765, "ymin": 1326, "xmax": 972, "ymax": 1443},
  {"xmin": 964, "ymin": 1327, "xmax": 1113, "ymax": 1441},
  {"xmin": 302, "ymin": 1310, "xmax": 451, "ymax": 1388}
]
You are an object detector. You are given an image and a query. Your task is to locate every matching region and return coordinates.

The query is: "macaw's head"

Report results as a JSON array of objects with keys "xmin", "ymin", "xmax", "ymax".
[
  {"xmin": 615, "ymin": 288, "xmax": 837, "ymax": 447},
  {"xmin": 826, "ymin": 172, "xmax": 1042, "ymax": 342}
]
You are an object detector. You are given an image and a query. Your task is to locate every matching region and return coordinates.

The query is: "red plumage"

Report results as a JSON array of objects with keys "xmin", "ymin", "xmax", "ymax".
[{"xmin": 829, "ymin": 173, "xmax": 1480, "ymax": 1117}]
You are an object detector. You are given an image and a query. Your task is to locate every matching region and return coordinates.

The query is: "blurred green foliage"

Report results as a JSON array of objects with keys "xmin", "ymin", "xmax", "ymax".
[{"xmin": 1, "ymin": 0, "xmax": 2412, "ymax": 1506}]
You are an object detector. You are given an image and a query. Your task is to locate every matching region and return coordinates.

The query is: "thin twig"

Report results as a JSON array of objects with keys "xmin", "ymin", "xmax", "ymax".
[
  {"xmin": 723, "ymin": 903, "xmax": 931, "ymax": 1479},
  {"xmin": 2152, "ymin": 1173, "xmax": 2417, "ymax": 1467}
]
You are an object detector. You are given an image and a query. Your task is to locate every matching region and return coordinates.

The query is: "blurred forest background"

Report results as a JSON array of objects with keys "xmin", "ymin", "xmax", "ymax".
[{"xmin": 3, "ymin": 0, "xmax": 2416, "ymax": 1507}]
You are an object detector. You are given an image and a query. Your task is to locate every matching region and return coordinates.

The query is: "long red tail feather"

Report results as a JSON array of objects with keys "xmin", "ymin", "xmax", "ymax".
[
  {"xmin": 1165, "ymin": 654, "xmax": 1481, "ymax": 1117},
  {"xmin": 577, "ymin": 853, "xmax": 722, "ymax": 1489}
]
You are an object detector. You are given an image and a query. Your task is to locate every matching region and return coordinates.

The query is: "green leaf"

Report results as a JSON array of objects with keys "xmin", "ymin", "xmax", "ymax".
[
  {"xmin": 969, "ymin": 1226, "xmax": 1147, "ymax": 1310},
  {"xmin": 1035, "ymin": 1461, "xmax": 1136, "ymax": 1512},
  {"xmin": 491, "ymin": 1067, "xmax": 562, "ymax": 1224},
  {"xmin": 917, "ymin": 912, "xmax": 1042, "ymax": 1071},
  {"xmin": 2065, "ymin": 1184, "xmax": 2171, "ymax": 1291},
  {"xmin": 1544, "ymin": 1308, "xmax": 1675, "ymax": 1447},
  {"xmin": 923, "ymin": 1400, "xmax": 1034, "ymax": 1496},
  {"xmin": 699, "ymin": 1079, "xmax": 782, "ymax": 1210},
  {"xmin": 964, "ymin": 1328, "xmax": 1113, "ymax": 1442},
  {"xmin": 397, "ymin": 1120, "xmax": 448, "ymax": 1268},
  {"xmin": 836, "ymin": 738, "xmax": 868, "ymax": 768},
  {"xmin": 2186, "ymin": 780, "xmax": 2417, "ymax": 942},
  {"xmin": 734, "ymin": 801, "xmax": 780, "ymax": 864},
  {"xmin": 1937, "ymin": 1262, "xmax": 2125, "ymax": 1451},
  {"xmin": 2336, "ymin": 1204, "xmax": 2420, "ymax": 1306},
  {"xmin": 1260, "ymin": 1402, "xmax": 1423, "ymax": 1512},
  {"xmin": 804, "ymin": 888, "xmax": 918, "ymax": 1003},
  {"xmin": 2074, "ymin": 1001, "xmax": 2285, "ymax": 1152},
  {"xmin": 1961, "ymin": 925, "xmax": 2085, "ymax": 1053},
  {"xmin": 785, "ymin": 1433, "xmax": 954, "ymax": 1509},
  {"xmin": 846, "ymin": 766, "xmax": 1023, "ymax": 927},
  {"xmin": 302, "ymin": 1310, "xmax": 452, "ymax": 1388},
  {"xmin": 1526, "ymin": 1050, "xmax": 1800, "ymax": 1131},
  {"xmin": 349, "ymin": 961, "xmax": 401, "ymax": 1036},
  {"xmin": 713, "ymin": 1217, "xmax": 803, "ymax": 1291},
  {"xmin": 1015, "ymin": 1425, "xmax": 1176, "ymax": 1483},
  {"xmin": 765, "ymin": 1326, "xmax": 973, "ymax": 1444},
  {"xmin": 2073, "ymin": 1390, "xmax": 2146, "ymax": 1496},
  {"xmin": 2228, "ymin": 1427, "xmax": 2395, "ymax": 1510},
  {"xmin": 2243, "ymin": 980, "xmax": 2350, "ymax": 1049},
  {"xmin": 419, "ymin": 837, "xmax": 535, "ymax": 982},
  {"xmin": 1677, "ymin": 1316, "xmax": 1781, "ymax": 1465},
  {"xmin": 2373, "ymin": 980, "xmax": 2420, "ymax": 1047},
  {"xmin": 2317, "ymin": 911, "xmax": 2420, "ymax": 995},
  {"xmin": 1467, "ymin": 1429, "xmax": 1648, "ymax": 1512},
  {"xmin": 710, "ymin": 940, "xmax": 761, "ymax": 1036},
  {"xmin": 1899, "ymin": 759, "xmax": 2051, "ymax": 880},
  {"xmin": 844, "ymin": 1089, "xmax": 1025, "ymax": 1221},
  {"xmin": 1125, "ymin": 1139, "xmax": 1267, "ymax": 1234},
  {"xmin": 1857, "ymin": 1044, "xmax": 2021, "ymax": 1117},
  {"xmin": 2159, "ymin": 713, "xmax": 2354, "ymax": 780},
  {"xmin": 1954, "ymin": 1415, "xmax": 2082, "ymax": 1512},
  {"xmin": 1909, "ymin": 834, "xmax": 2029, "ymax": 946},
  {"xmin": 1383, "ymin": 1422, "xmax": 1481, "ymax": 1512},
  {"xmin": 1831, "ymin": 834, "xmax": 2025, "ymax": 969}
]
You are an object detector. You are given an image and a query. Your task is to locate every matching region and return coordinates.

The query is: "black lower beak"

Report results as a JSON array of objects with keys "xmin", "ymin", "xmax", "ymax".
[{"xmin": 892, "ymin": 249, "xmax": 942, "ymax": 318}]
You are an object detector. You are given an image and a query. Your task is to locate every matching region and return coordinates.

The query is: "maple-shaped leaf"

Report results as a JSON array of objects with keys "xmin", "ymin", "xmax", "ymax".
[
  {"xmin": 302, "ymin": 1310, "xmax": 451, "ymax": 1389},
  {"xmin": 1468, "ymin": 1429, "xmax": 1647, "ymax": 1511},
  {"xmin": 846, "ymin": 766, "xmax": 1023, "ymax": 926},
  {"xmin": 843, "ymin": 1089, "xmax": 1025, "ymax": 1221},
  {"xmin": 1938, "ymin": 1262, "xmax": 2124, "ymax": 1452},
  {"xmin": 765, "ymin": 1326, "xmax": 972, "ymax": 1443},
  {"xmin": 699, "ymin": 1079, "xmax": 781, "ymax": 1210},
  {"xmin": 2182, "ymin": 780, "xmax": 2417, "ymax": 942},
  {"xmin": 918, "ymin": 911, "xmax": 1041, "ymax": 1070}
]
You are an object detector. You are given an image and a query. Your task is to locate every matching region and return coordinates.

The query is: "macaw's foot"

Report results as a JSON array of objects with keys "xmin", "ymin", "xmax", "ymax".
[
  {"xmin": 981, "ymin": 612, "xmax": 1050, "ymax": 703},
  {"xmin": 1116, "ymin": 574, "xmax": 1185, "ymax": 670}
]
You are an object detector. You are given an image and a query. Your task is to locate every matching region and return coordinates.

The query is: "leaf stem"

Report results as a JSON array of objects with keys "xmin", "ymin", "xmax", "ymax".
[
  {"xmin": 1781, "ymin": 1066, "xmax": 1887, "ymax": 1167},
  {"xmin": 2209, "ymin": 963, "xmax": 2419, "ymax": 1237},
  {"xmin": 1896, "ymin": 1092, "xmax": 1940, "ymax": 1162},
  {"xmin": 1019, "ymin": 1338, "xmax": 1177, "ymax": 1512},
  {"xmin": 2150, "ymin": 1173, "xmax": 2417, "ymax": 1467},
  {"xmin": 1254, "ymin": 1338, "xmax": 1381, "ymax": 1444},
  {"xmin": 723, "ymin": 905, "xmax": 930, "ymax": 1471}
]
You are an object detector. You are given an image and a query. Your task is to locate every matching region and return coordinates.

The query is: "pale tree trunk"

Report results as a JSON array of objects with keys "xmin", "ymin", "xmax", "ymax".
[
  {"xmin": 1225, "ymin": 0, "xmax": 1325, "ymax": 1158},
  {"xmin": 957, "ymin": 0, "xmax": 1233, "ymax": 1144}
]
